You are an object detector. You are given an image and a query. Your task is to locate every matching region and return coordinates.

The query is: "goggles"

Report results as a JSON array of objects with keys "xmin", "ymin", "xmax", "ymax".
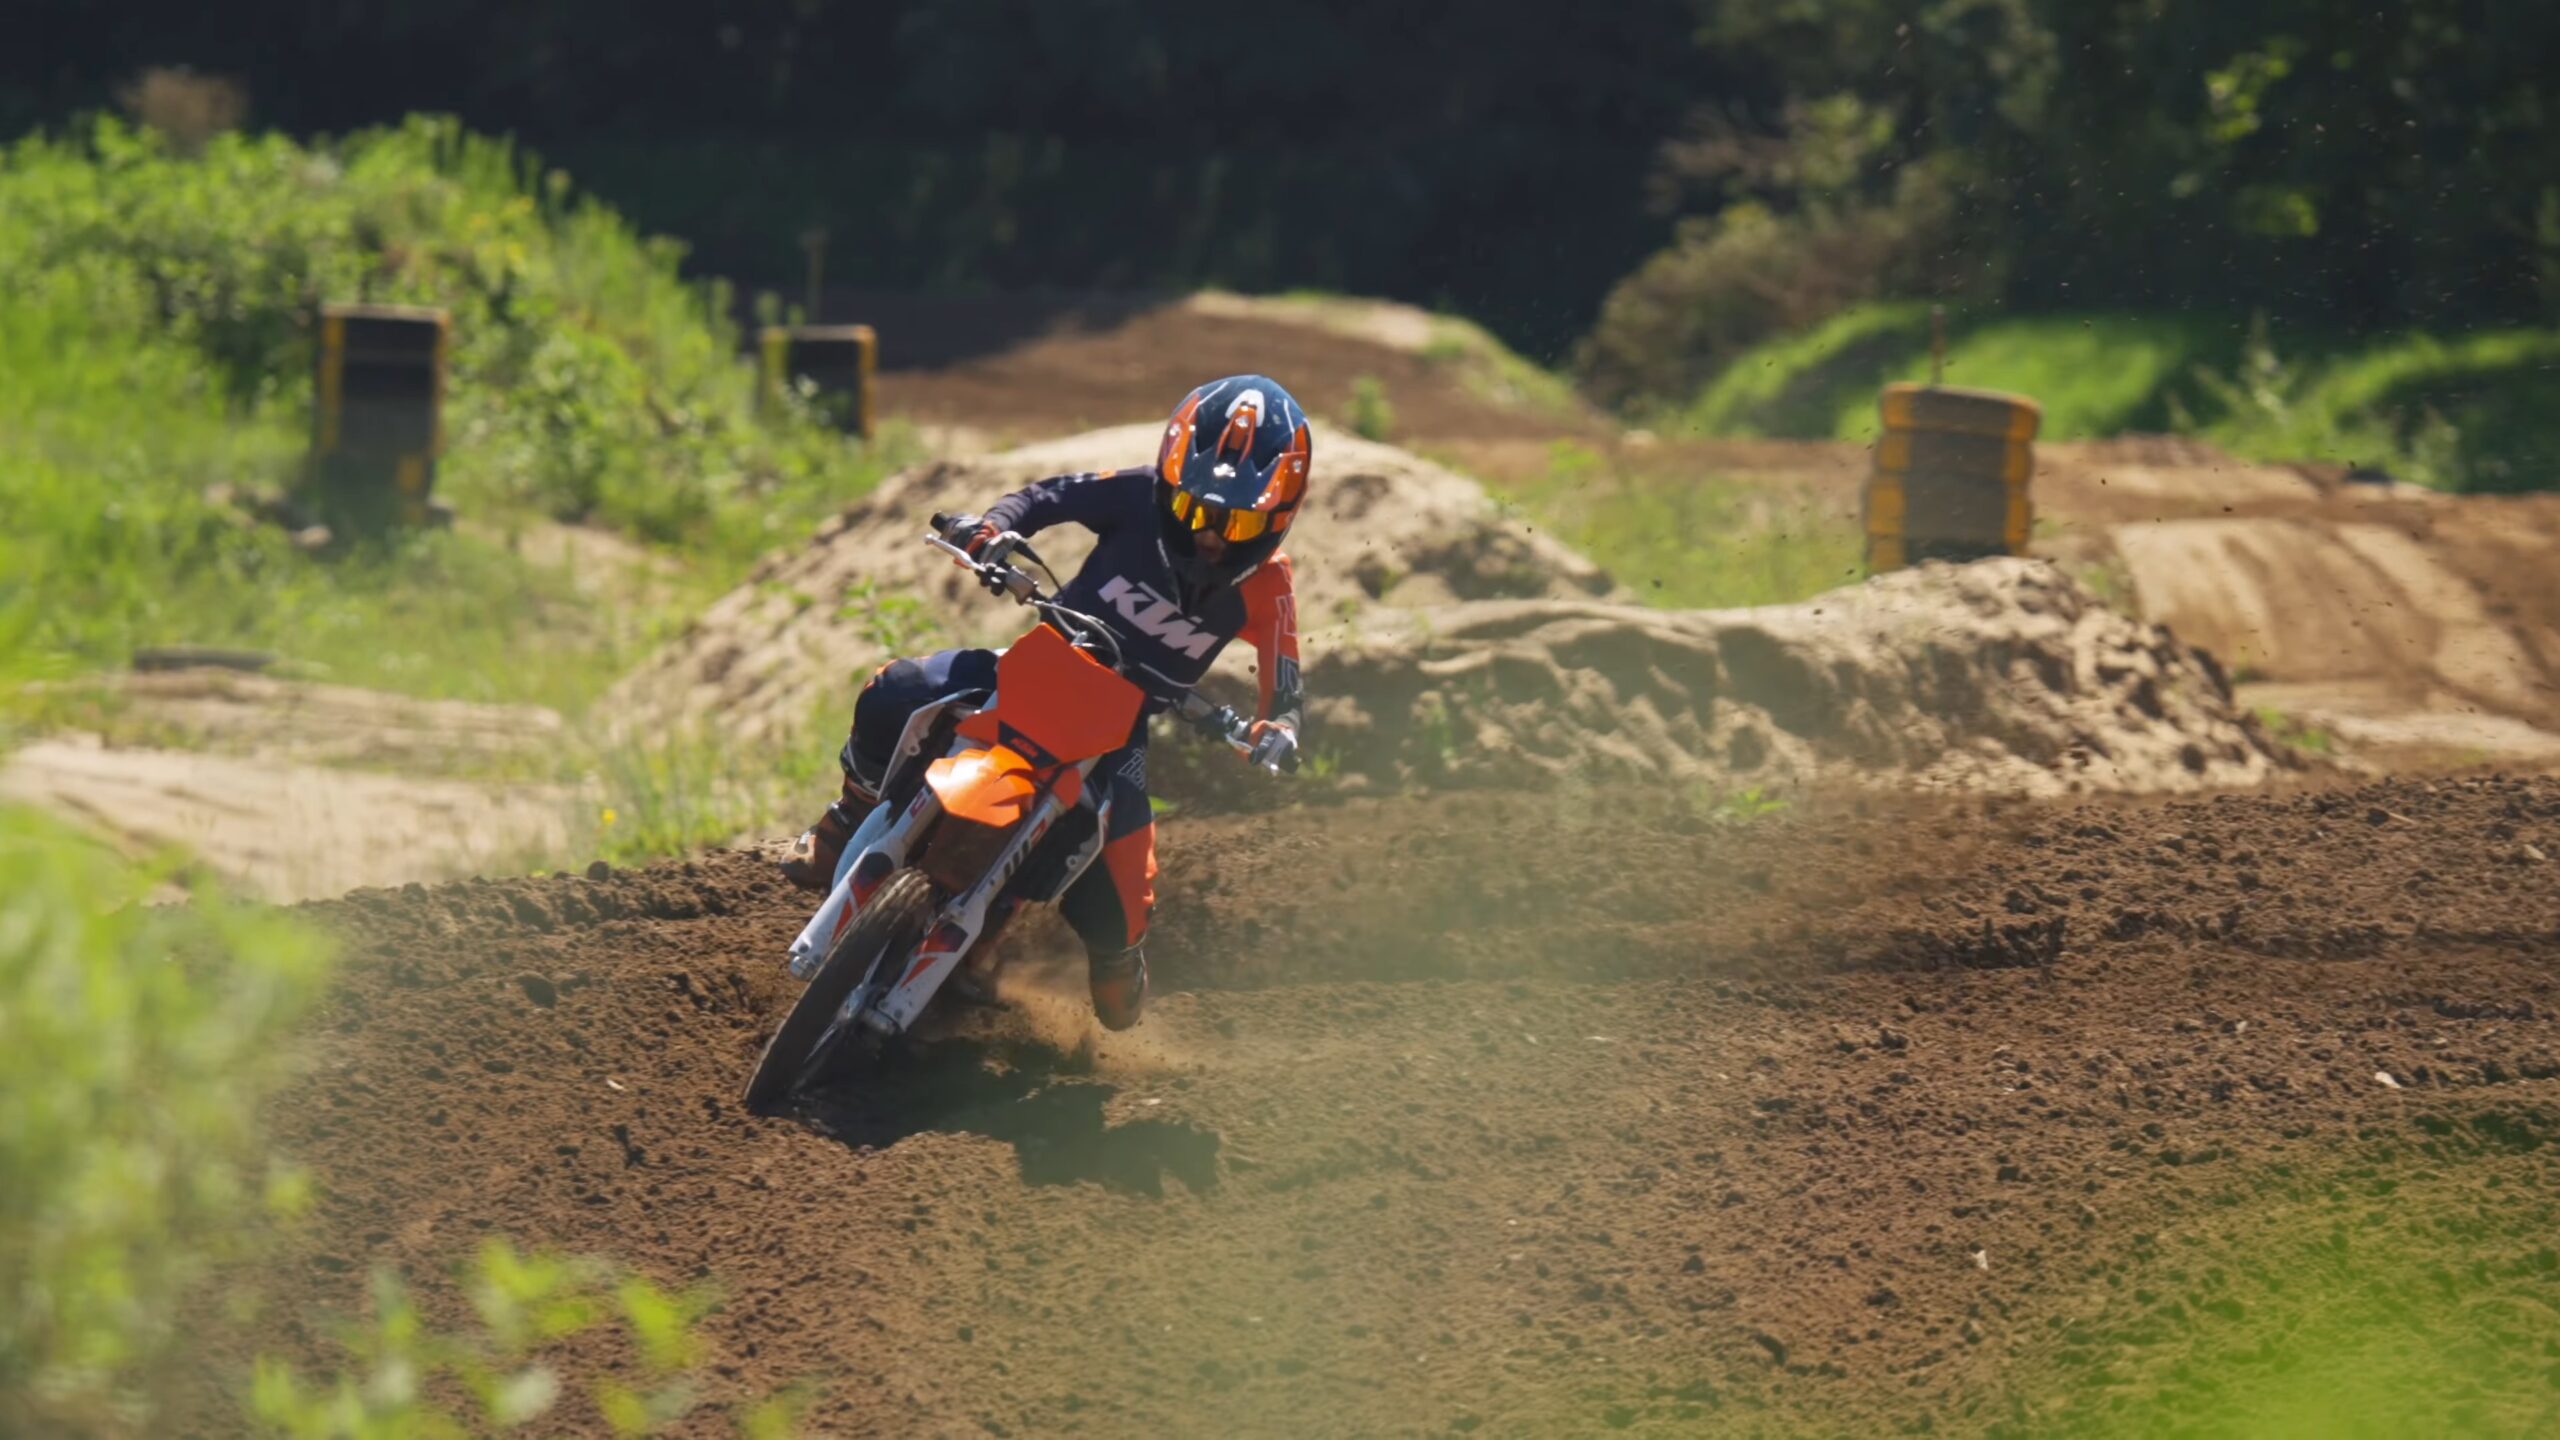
[{"xmin": 1168, "ymin": 487, "xmax": 1284, "ymax": 542}]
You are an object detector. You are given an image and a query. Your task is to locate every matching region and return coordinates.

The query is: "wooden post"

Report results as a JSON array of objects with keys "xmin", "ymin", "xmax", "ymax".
[
  {"xmin": 760, "ymin": 323, "xmax": 877, "ymax": 439},
  {"xmin": 310, "ymin": 303, "xmax": 448, "ymax": 532},
  {"xmin": 799, "ymin": 228, "xmax": 829, "ymax": 323}
]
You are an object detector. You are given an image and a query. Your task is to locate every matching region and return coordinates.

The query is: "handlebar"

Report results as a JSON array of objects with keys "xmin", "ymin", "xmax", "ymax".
[{"xmin": 923, "ymin": 516, "xmax": 1296, "ymax": 775}]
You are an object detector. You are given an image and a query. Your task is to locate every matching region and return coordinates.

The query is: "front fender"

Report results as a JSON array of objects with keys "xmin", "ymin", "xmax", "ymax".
[
  {"xmin": 925, "ymin": 744, "xmax": 1089, "ymax": 827},
  {"xmin": 926, "ymin": 744, "xmax": 1041, "ymax": 828}
]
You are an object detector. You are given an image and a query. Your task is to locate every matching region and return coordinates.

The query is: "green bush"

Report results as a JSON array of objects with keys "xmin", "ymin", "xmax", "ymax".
[
  {"xmin": 1575, "ymin": 97, "xmax": 1977, "ymax": 415},
  {"xmin": 0, "ymin": 117, "xmax": 912, "ymax": 705},
  {"xmin": 1344, "ymin": 376, "xmax": 1396, "ymax": 441},
  {"xmin": 0, "ymin": 806, "xmax": 334, "ymax": 1435},
  {"xmin": 2196, "ymin": 324, "xmax": 2560, "ymax": 492},
  {"xmin": 0, "ymin": 278, "xmax": 655, "ymax": 710},
  {"xmin": 1576, "ymin": 203, "xmax": 1910, "ymax": 413},
  {"xmin": 1, "ymin": 114, "xmax": 895, "ymax": 550}
]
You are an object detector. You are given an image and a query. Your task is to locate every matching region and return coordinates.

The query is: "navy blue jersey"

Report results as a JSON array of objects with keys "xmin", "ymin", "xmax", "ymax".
[{"xmin": 982, "ymin": 467, "xmax": 1303, "ymax": 728}]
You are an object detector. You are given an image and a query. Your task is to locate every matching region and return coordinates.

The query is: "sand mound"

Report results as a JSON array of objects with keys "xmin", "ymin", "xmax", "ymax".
[
  {"xmin": 3, "ymin": 669, "xmax": 577, "ymax": 901},
  {"xmin": 0, "ymin": 736, "xmax": 571, "ymax": 903},
  {"xmin": 1282, "ymin": 558, "xmax": 2293, "ymax": 798},
  {"xmin": 33, "ymin": 667, "xmax": 563, "ymax": 770},
  {"xmin": 612, "ymin": 427, "xmax": 2291, "ymax": 799},
  {"xmin": 608, "ymin": 424, "xmax": 1616, "ymax": 743},
  {"xmin": 2112, "ymin": 517, "xmax": 2556, "ymax": 716}
]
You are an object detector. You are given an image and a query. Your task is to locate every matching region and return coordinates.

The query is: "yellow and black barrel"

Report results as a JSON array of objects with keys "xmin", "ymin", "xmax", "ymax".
[
  {"xmin": 309, "ymin": 303, "xmax": 449, "ymax": 531},
  {"xmin": 1863, "ymin": 383, "xmax": 2040, "ymax": 572},
  {"xmin": 760, "ymin": 323, "xmax": 878, "ymax": 439}
]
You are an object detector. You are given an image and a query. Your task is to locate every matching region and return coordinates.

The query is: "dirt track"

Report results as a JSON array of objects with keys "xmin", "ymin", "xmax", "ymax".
[
  {"xmin": 864, "ymin": 292, "xmax": 1598, "ymax": 449},
  {"xmin": 208, "ymin": 777, "xmax": 2560, "ymax": 1436}
]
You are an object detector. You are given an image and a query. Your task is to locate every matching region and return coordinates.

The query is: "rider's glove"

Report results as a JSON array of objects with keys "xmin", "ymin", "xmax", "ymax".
[
  {"xmin": 942, "ymin": 513, "xmax": 1000, "ymax": 559},
  {"xmin": 1247, "ymin": 720, "xmax": 1299, "ymax": 774}
]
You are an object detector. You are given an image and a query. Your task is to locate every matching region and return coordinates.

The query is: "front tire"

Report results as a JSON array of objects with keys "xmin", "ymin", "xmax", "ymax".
[{"xmin": 744, "ymin": 868, "xmax": 936, "ymax": 1114}]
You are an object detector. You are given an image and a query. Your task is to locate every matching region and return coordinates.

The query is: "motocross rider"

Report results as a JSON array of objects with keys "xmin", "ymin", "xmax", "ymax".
[{"xmin": 780, "ymin": 375, "xmax": 1311, "ymax": 1031}]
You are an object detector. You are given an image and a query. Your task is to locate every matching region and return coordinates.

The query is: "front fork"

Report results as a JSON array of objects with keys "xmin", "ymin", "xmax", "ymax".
[{"xmin": 786, "ymin": 767, "xmax": 1093, "ymax": 1040}]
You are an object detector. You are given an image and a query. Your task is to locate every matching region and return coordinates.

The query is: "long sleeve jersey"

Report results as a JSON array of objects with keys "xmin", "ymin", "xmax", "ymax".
[{"xmin": 982, "ymin": 467, "xmax": 1304, "ymax": 732}]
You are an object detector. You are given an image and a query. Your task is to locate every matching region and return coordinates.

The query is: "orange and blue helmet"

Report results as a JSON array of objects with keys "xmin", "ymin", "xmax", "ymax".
[{"xmin": 1155, "ymin": 375, "xmax": 1311, "ymax": 583}]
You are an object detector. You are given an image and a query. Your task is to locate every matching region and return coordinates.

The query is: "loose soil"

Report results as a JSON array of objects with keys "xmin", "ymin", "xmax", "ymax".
[{"xmin": 195, "ymin": 776, "xmax": 2560, "ymax": 1437}]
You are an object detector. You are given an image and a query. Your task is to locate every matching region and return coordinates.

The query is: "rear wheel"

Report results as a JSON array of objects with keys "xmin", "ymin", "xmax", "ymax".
[{"xmin": 744, "ymin": 868, "xmax": 936, "ymax": 1114}]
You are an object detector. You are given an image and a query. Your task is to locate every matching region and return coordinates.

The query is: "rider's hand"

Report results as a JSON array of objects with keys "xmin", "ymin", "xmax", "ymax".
[
  {"xmin": 943, "ymin": 513, "xmax": 1000, "ymax": 560},
  {"xmin": 1247, "ymin": 720, "xmax": 1299, "ymax": 773}
]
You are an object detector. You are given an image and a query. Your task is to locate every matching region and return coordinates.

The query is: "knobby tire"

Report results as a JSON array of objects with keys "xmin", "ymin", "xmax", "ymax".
[{"xmin": 743, "ymin": 868, "xmax": 936, "ymax": 1114}]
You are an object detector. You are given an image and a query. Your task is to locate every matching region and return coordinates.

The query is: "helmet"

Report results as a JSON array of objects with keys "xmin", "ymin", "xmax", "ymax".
[{"xmin": 1155, "ymin": 375, "xmax": 1310, "ymax": 587}]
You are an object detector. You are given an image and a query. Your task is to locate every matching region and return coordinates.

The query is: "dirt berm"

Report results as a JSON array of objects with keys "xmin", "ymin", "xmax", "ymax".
[
  {"xmin": 1300, "ymin": 558, "xmax": 2289, "ymax": 799},
  {"xmin": 607, "ymin": 425, "xmax": 1616, "ymax": 746},
  {"xmin": 200, "ymin": 776, "xmax": 2560, "ymax": 1436},
  {"xmin": 612, "ymin": 429, "xmax": 2288, "ymax": 798}
]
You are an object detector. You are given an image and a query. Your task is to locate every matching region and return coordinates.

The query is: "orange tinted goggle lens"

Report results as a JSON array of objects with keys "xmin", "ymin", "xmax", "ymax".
[{"xmin": 1170, "ymin": 490, "xmax": 1274, "ymax": 542}]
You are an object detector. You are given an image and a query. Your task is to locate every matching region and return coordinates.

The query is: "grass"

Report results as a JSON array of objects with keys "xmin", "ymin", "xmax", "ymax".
[
  {"xmin": 1678, "ymin": 301, "xmax": 2560, "ymax": 492},
  {"xmin": 1681, "ymin": 306, "xmax": 2243, "ymax": 443},
  {"xmin": 0, "ymin": 117, "xmax": 916, "ymax": 715},
  {"xmin": 576, "ymin": 706, "xmax": 847, "ymax": 868},
  {"xmin": 1247, "ymin": 286, "xmax": 1588, "ymax": 421},
  {"xmin": 1682, "ymin": 301, "xmax": 1935, "ymax": 439},
  {"xmin": 2254, "ymin": 705, "xmax": 2337, "ymax": 756},
  {"xmin": 2194, "ymin": 323, "xmax": 2560, "ymax": 493},
  {"xmin": 1491, "ymin": 440, "xmax": 1864, "ymax": 609}
]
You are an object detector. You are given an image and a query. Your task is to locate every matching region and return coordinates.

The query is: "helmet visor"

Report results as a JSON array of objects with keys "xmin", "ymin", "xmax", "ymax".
[{"xmin": 1169, "ymin": 488, "xmax": 1283, "ymax": 542}]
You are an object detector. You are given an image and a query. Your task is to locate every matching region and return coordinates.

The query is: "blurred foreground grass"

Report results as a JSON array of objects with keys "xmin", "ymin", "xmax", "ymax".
[{"xmin": 0, "ymin": 803, "xmax": 331, "ymax": 1433}]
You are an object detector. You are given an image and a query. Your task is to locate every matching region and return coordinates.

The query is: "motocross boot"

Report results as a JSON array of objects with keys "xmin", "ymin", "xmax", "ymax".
[
  {"xmin": 1087, "ymin": 942, "xmax": 1149, "ymax": 1031},
  {"xmin": 779, "ymin": 765, "xmax": 880, "ymax": 893}
]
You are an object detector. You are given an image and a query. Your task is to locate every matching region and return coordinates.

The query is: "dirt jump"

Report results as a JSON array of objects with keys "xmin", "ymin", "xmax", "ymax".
[
  {"xmin": 857, "ymin": 290, "xmax": 1600, "ymax": 452},
  {"xmin": 214, "ymin": 774, "xmax": 2560, "ymax": 1436},
  {"xmin": 609, "ymin": 426, "xmax": 2290, "ymax": 805}
]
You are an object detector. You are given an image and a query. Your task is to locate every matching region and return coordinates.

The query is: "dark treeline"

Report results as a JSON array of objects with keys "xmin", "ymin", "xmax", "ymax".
[
  {"xmin": 7, "ymin": 0, "xmax": 1739, "ymax": 357},
  {"xmin": 9, "ymin": 0, "xmax": 2558, "ymax": 376}
]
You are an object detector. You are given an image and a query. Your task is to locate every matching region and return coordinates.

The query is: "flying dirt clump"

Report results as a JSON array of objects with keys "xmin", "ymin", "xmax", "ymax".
[
  {"xmin": 1292, "ymin": 558, "xmax": 2297, "ymax": 798},
  {"xmin": 607, "ymin": 423, "xmax": 1615, "ymax": 744}
]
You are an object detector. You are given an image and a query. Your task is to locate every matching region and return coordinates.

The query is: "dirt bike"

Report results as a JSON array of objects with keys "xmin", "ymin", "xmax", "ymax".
[{"xmin": 743, "ymin": 514, "xmax": 1296, "ymax": 1113}]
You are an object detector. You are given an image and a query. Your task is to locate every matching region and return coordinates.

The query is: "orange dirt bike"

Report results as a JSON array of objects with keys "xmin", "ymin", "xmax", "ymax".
[{"xmin": 743, "ymin": 514, "xmax": 1294, "ymax": 1113}]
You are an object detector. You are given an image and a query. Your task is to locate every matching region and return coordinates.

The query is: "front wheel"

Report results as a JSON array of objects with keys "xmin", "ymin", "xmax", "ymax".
[{"xmin": 744, "ymin": 868, "xmax": 936, "ymax": 1114}]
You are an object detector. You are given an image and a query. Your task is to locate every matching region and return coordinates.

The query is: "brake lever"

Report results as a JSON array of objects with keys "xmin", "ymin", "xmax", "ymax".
[{"xmin": 924, "ymin": 533, "xmax": 1037, "ymax": 601}]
